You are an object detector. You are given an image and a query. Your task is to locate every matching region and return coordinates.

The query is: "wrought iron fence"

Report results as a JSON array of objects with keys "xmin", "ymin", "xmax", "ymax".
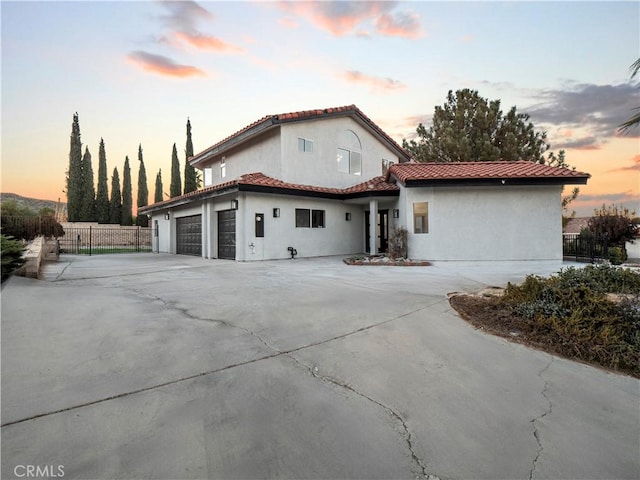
[
  {"xmin": 563, "ymin": 233, "xmax": 609, "ymax": 263},
  {"xmin": 59, "ymin": 226, "xmax": 154, "ymax": 255}
]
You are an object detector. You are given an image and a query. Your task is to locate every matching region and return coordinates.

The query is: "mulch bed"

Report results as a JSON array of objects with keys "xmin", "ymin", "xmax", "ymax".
[{"xmin": 343, "ymin": 255, "xmax": 431, "ymax": 266}]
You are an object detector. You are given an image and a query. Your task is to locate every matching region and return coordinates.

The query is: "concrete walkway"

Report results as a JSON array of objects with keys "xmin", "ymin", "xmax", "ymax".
[{"xmin": 2, "ymin": 254, "xmax": 638, "ymax": 479}]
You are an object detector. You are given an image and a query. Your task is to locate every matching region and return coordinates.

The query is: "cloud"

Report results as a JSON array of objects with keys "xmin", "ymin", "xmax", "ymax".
[
  {"xmin": 278, "ymin": 16, "xmax": 298, "ymax": 29},
  {"xmin": 173, "ymin": 31, "xmax": 244, "ymax": 53},
  {"xmin": 157, "ymin": 0, "xmax": 213, "ymax": 31},
  {"xmin": 607, "ymin": 154, "xmax": 640, "ymax": 173},
  {"xmin": 128, "ymin": 51, "xmax": 205, "ymax": 78},
  {"xmin": 341, "ymin": 70, "xmax": 406, "ymax": 93},
  {"xmin": 278, "ymin": 1, "xmax": 422, "ymax": 38},
  {"xmin": 575, "ymin": 191, "xmax": 639, "ymax": 203},
  {"xmin": 374, "ymin": 11, "xmax": 422, "ymax": 38},
  {"xmin": 525, "ymin": 82, "xmax": 640, "ymax": 148}
]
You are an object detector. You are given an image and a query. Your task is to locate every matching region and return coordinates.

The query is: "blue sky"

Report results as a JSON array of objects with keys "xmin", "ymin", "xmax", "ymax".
[{"xmin": 2, "ymin": 0, "xmax": 639, "ymax": 217}]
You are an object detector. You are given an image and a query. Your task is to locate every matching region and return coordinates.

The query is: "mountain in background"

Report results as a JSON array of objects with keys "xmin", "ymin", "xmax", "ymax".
[{"xmin": 1, "ymin": 192, "xmax": 67, "ymax": 219}]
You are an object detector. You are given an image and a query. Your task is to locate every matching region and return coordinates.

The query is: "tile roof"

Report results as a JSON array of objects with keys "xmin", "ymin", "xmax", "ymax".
[
  {"xmin": 388, "ymin": 161, "xmax": 590, "ymax": 185},
  {"xmin": 190, "ymin": 104, "xmax": 410, "ymax": 166},
  {"xmin": 138, "ymin": 172, "xmax": 399, "ymax": 213}
]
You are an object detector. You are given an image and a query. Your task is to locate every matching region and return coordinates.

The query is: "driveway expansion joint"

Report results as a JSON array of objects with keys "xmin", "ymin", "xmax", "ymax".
[{"xmin": 529, "ymin": 355, "xmax": 554, "ymax": 480}]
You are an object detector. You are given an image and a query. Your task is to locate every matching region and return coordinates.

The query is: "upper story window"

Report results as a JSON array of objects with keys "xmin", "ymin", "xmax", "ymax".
[
  {"xmin": 336, "ymin": 130, "xmax": 362, "ymax": 176},
  {"xmin": 204, "ymin": 167, "xmax": 213, "ymax": 186},
  {"xmin": 298, "ymin": 137, "xmax": 313, "ymax": 153},
  {"xmin": 220, "ymin": 158, "xmax": 226, "ymax": 178},
  {"xmin": 382, "ymin": 159, "xmax": 395, "ymax": 175}
]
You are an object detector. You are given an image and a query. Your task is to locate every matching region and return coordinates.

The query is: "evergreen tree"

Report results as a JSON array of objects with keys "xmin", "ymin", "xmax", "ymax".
[
  {"xmin": 170, "ymin": 143, "xmax": 182, "ymax": 197},
  {"xmin": 95, "ymin": 138, "xmax": 110, "ymax": 223},
  {"xmin": 403, "ymin": 89, "xmax": 549, "ymax": 163},
  {"xmin": 136, "ymin": 144, "xmax": 149, "ymax": 227},
  {"xmin": 79, "ymin": 146, "xmax": 95, "ymax": 221},
  {"xmin": 183, "ymin": 119, "xmax": 198, "ymax": 194},
  {"xmin": 66, "ymin": 113, "xmax": 83, "ymax": 222},
  {"xmin": 109, "ymin": 167, "xmax": 122, "ymax": 224},
  {"xmin": 121, "ymin": 156, "xmax": 133, "ymax": 226},
  {"xmin": 154, "ymin": 169, "xmax": 164, "ymax": 203}
]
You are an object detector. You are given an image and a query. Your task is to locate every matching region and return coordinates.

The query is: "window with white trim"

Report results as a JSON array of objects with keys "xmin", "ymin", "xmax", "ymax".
[
  {"xmin": 336, "ymin": 130, "xmax": 362, "ymax": 175},
  {"xmin": 413, "ymin": 202, "xmax": 429, "ymax": 234},
  {"xmin": 298, "ymin": 137, "xmax": 313, "ymax": 152},
  {"xmin": 220, "ymin": 159, "xmax": 226, "ymax": 178}
]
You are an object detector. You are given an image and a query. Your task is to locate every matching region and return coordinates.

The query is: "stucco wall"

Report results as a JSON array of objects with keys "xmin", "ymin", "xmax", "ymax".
[
  {"xmin": 238, "ymin": 193, "xmax": 364, "ymax": 261},
  {"xmin": 402, "ymin": 185, "xmax": 564, "ymax": 261},
  {"xmin": 201, "ymin": 129, "xmax": 282, "ymax": 186},
  {"xmin": 280, "ymin": 117, "xmax": 402, "ymax": 188}
]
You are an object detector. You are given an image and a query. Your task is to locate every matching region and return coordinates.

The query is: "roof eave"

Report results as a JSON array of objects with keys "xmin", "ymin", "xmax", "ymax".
[
  {"xmin": 402, "ymin": 176, "xmax": 590, "ymax": 188},
  {"xmin": 190, "ymin": 118, "xmax": 278, "ymax": 168}
]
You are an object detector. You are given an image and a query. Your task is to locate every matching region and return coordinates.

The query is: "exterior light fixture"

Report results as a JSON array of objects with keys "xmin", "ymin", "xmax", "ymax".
[
  {"xmin": 273, "ymin": 208, "xmax": 280, "ymax": 218},
  {"xmin": 164, "ymin": 212, "xmax": 170, "ymax": 220},
  {"xmin": 393, "ymin": 209, "xmax": 400, "ymax": 218},
  {"xmin": 231, "ymin": 199, "xmax": 239, "ymax": 210},
  {"xmin": 345, "ymin": 212, "xmax": 351, "ymax": 221}
]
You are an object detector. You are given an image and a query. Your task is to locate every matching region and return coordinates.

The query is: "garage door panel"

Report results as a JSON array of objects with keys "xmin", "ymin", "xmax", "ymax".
[
  {"xmin": 176, "ymin": 215, "xmax": 202, "ymax": 256},
  {"xmin": 218, "ymin": 210, "xmax": 236, "ymax": 260}
]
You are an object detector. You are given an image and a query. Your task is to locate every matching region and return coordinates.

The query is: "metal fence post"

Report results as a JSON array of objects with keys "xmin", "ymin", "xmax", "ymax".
[{"xmin": 89, "ymin": 226, "xmax": 92, "ymax": 256}]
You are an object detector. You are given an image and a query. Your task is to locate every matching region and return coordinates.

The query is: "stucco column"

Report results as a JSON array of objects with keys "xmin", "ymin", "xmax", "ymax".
[
  {"xmin": 369, "ymin": 198, "xmax": 378, "ymax": 254},
  {"xmin": 206, "ymin": 201, "xmax": 214, "ymax": 259},
  {"xmin": 201, "ymin": 202, "xmax": 208, "ymax": 258}
]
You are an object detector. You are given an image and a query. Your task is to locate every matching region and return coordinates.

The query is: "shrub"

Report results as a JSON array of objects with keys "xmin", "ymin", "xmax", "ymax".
[
  {"xmin": 500, "ymin": 265, "xmax": 640, "ymax": 375},
  {"xmin": 1, "ymin": 215, "xmax": 64, "ymax": 241},
  {"xmin": 387, "ymin": 226, "xmax": 408, "ymax": 259},
  {"xmin": 608, "ymin": 246, "xmax": 627, "ymax": 265},
  {"xmin": 1, "ymin": 235, "xmax": 25, "ymax": 282}
]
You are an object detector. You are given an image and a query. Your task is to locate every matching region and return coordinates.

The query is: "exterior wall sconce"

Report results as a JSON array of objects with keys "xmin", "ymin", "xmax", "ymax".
[
  {"xmin": 231, "ymin": 199, "xmax": 239, "ymax": 210},
  {"xmin": 164, "ymin": 212, "xmax": 170, "ymax": 220},
  {"xmin": 273, "ymin": 208, "xmax": 280, "ymax": 218},
  {"xmin": 393, "ymin": 209, "xmax": 400, "ymax": 218},
  {"xmin": 345, "ymin": 212, "xmax": 351, "ymax": 221}
]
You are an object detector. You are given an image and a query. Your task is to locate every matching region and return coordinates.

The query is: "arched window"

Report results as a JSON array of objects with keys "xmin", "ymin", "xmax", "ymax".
[{"xmin": 336, "ymin": 130, "xmax": 362, "ymax": 175}]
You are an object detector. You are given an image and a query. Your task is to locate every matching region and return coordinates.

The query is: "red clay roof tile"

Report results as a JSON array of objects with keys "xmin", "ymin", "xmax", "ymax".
[{"xmin": 388, "ymin": 161, "xmax": 590, "ymax": 184}]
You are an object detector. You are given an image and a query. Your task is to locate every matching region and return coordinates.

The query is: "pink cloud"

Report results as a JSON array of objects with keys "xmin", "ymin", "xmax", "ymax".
[
  {"xmin": 341, "ymin": 70, "xmax": 406, "ymax": 93},
  {"xmin": 278, "ymin": 16, "xmax": 299, "ymax": 29},
  {"xmin": 374, "ymin": 11, "xmax": 422, "ymax": 39},
  {"xmin": 128, "ymin": 51, "xmax": 205, "ymax": 78},
  {"xmin": 278, "ymin": 1, "xmax": 421, "ymax": 38},
  {"xmin": 174, "ymin": 31, "xmax": 244, "ymax": 53}
]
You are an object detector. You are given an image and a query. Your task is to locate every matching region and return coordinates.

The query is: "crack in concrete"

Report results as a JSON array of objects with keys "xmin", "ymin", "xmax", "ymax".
[
  {"xmin": 529, "ymin": 355, "xmax": 554, "ymax": 480},
  {"xmin": 286, "ymin": 354, "xmax": 429, "ymax": 479},
  {"xmin": 1, "ymin": 298, "xmax": 433, "ymax": 428}
]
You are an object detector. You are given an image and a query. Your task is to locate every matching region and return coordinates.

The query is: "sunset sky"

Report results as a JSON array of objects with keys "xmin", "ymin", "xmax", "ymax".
[{"xmin": 2, "ymin": 0, "xmax": 639, "ymax": 217}]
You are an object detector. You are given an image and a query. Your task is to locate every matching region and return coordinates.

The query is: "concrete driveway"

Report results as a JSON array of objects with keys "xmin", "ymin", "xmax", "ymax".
[{"xmin": 1, "ymin": 254, "xmax": 638, "ymax": 480}]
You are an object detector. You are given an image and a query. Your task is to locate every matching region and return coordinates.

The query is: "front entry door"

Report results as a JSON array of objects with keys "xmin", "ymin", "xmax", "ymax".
[{"xmin": 365, "ymin": 209, "xmax": 389, "ymax": 254}]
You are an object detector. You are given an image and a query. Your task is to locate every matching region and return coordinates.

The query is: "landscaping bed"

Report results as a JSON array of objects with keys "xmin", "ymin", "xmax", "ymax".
[
  {"xmin": 343, "ymin": 255, "xmax": 431, "ymax": 266},
  {"xmin": 449, "ymin": 265, "xmax": 640, "ymax": 378}
]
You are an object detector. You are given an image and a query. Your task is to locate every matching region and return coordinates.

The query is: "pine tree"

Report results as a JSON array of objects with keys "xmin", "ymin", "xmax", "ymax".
[
  {"xmin": 170, "ymin": 143, "xmax": 182, "ymax": 198},
  {"xmin": 109, "ymin": 167, "xmax": 122, "ymax": 225},
  {"xmin": 95, "ymin": 138, "xmax": 110, "ymax": 223},
  {"xmin": 122, "ymin": 156, "xmax": 133, "ymax": 226},
  {"xmin": 66, "ymin": 113, "xmax": 83, "ymax": 222},
  {"xmin": 154, "ymin": 169, "xmax": 164, "ymax": 203},
  {"xmin": 183, "ymin": 119, "xmax": 197, "ymax": 194},
  {"xmin": 79, "ymin": 146, "xmax": 96, "ymax": 221},
  {"xmin": 136, "ymin": 144, "xmax": 149, "ymax": 227}
]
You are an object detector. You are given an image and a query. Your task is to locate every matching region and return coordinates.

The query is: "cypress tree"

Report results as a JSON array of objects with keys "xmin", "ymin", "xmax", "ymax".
[
  {"xmin": 183, "ymin": 119, "xmax": 197, "ymax": 194},
  {"xmin": 109, "ymin": 167, "xmax": 122, "ymax": 224},
  {"xmin": 79, "ymin": 146, "xmax": 95, "ymax": 221},
  {"xmin": 136, "ymin": 144, "xmax": 149, "ymax": 227},
  {"xmin": 154, "ymin": 169, "xmax": 164, "ymax": 203},
  {"xmin": 95, "ymin": 138, "xmax": 110, "ymax": 223},
  {"xmin": 170, "ymin": 143, "xmax": 181, "ymax": 198},
  {"xmin": 66, "ymin": 113, "xmax": 83, "ymax": 222},
  {"xmin": 121, "ymin": 156, "xmax": 133, "ymax": 226}
]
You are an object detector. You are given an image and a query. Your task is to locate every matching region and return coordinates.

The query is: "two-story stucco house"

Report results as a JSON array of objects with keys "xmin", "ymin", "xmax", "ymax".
[{"xmin": 139, "ymin": 105, "xmax": 590, "ymax": 262}]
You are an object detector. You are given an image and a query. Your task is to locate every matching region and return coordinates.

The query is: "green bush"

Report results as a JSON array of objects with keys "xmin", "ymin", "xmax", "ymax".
[
  {"xmin": 502, "ymin": 265, "xmax": 640, "ymax": 375},
  {"xmin": 1, "ymin": 235, "xmax": 25, "ymax": 282},
  {"xmin": 608, "ymin": 246, "xmax": 627, "ymax": 265}
]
